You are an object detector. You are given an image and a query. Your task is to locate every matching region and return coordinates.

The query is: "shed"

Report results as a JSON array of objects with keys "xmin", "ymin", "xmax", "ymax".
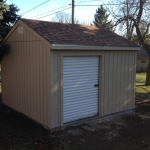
[
  {"xmin": 1, "ymin": 18, "xmax": 140, "ymax": 129},
  {"xmin": 136, "ymin": 48, "xmax": 149, "ymax": 71}
]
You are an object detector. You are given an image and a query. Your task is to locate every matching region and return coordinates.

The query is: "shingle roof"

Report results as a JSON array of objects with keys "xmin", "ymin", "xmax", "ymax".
[
  {"xmin": 137, "ymin": 48, "xmax": 148, "ymax": 58},
  {"xmin": 21, "ymin": 18, "xmax": 138, "ymax": 47}
]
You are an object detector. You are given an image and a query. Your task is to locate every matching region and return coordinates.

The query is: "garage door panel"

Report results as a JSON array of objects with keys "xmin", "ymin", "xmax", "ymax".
[
  {"xmin": 63, "ymin": 58, "xmax": 98, "ymax": 63},
  {"xmin": 64, "ymin": 110, "xmax": 98, "ymax": 118},
  {"xmin": 64, "ymin": 110, "xmax": 98, "ymax": 123},
  {"xmin": 64, "ymin": 93, "xmax": 98, "ymax": 99},
  {"xmin": 63, "ymin": 79, "xmax": 98, "ymax": 86},
  {"xmin": 63, "ymin": 57, "xmax": 99, "ymax": 124},
  {"xmin": 64, "ymin": 103, "xmax": 98, "ymax": 108},
  {"xmin": 63, "ymin": 68, "xmax": 99, "ymax": 72},
  {"xmin": 64, "ymin": 87, "xmax": 98, "ymax": 91},
  {"xmin": 63, "ymin": 85, "xmax": 98, "ymax": 90},
  {"xmin": 64, "ymin": 75, "xmax": 98, "ymax": 78},
  {"xmin": 64, "ymin": 105, "xmax": 98, "ymax": 110},
  {"xmin": 64, "ymin": 92, "xmax": 98, "ymax": 98},
  {"xmin": 63, "ymin": 79, "xmax": 98, "ymax": 84},
  {"xmin": 64, "ymin": 105, "xmax": 98, "ymax": 112},
  {"xmin": 63, "ymin": 68, "xmax": 99, "ymax": 71},
  {"xmin": 64, "ymin": 96, "xmax": 98, "ymax": 105},
  {"xmin": 63, "ymin": 76, "xmax": 98, "ymax": 80}
]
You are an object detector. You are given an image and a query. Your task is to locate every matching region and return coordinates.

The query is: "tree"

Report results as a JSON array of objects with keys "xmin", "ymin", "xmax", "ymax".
[
  {"xmin": 51, "ymin": 11, "xmax": 79, "ymax": 24},
  {"xmin": 92, "ymin": 5, "xmax": 113, "ymax": 30},
  {"xmin": 0, "ymin": 0, "xmax": 20, "ymax": 38},
  {"xmin": 0, "ymin": 0, "xmax": 20, "ymax": 61},
  {"xmin": 132, "ymin": 28, "xmax": 150, "ymax": 45},
  {"xmin": 109, "ymin": 0, "xmax": 150, "ymax": 85}
]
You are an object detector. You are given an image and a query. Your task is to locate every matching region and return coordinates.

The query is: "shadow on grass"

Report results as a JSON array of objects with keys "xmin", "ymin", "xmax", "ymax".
[
  {"xmin": 136, "ymin": 84, "xmax": 146, "ymax": 86},
  {"xmin": 136, "ymin": 84, "xmax": 150, "ymax": 98},
  {"xmin": 136, "ymin": 80, "xmax": 145, "ymax": 84},
  {"xmin": 136, "ymin": 92, "xmax": 150, "ymax": 98}
]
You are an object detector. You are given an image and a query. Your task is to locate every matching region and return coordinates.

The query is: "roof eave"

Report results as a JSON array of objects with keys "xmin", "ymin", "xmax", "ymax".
[{"xmin": 51, "ymin": 44, "xmax": 140, "ymax": 51}]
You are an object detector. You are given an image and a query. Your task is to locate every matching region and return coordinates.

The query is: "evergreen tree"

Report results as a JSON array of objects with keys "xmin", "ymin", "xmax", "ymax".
[
  {"xmin": 0, "ymin": 0, "xmax": 20, "ymax": 61},
  {"xmin": 93, "ymin": 5, "xmax": 113, "ymax": 30},
  {"xmin": 0, "ymin": 0, "xmax": 20, "ymax": 38}
]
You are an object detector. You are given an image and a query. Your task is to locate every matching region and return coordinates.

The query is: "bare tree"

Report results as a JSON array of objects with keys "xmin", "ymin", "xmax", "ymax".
[
  {"xmin": 51, "ymin": 11, "xmax": 79, "ymax": 24},
  {"xmin": 108, "ymin": 0, "xmax": 150, "ymax": 85}
]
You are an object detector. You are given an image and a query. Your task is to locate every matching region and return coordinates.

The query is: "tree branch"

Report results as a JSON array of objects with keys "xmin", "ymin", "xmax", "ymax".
[
  {"xmin": 137, "ymin": 0, "xmax": 145, "ymax": 24},
  {"xmin": 143, "ymin": 23, "xmax": 150, "ymax": 38}
]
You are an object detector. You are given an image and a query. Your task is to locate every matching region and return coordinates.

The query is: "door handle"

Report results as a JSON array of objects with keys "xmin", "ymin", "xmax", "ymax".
[{"xmin": 94, "ymin": 84, "xmax": 99, "ymax": 87}]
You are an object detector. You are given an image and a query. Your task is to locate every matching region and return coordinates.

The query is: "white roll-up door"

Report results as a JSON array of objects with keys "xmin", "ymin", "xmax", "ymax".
[{"xmin": 63, "ymin": 57, "xmax": 99, "ymax": 123}]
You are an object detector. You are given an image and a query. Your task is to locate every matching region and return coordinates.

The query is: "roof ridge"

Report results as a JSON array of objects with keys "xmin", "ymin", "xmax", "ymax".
[{"xmin": 21, "ymin": 18, "xmax": 100, "ymax": 29}]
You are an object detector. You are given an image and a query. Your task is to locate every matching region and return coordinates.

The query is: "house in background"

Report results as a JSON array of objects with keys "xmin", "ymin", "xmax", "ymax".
[
  {"xmin": 1, "ymin": 18, "xmax": 140, "ymax": 129},
  {"xmin": 136, "ymin": 48, "xmax": 149, "ymax": 72}
]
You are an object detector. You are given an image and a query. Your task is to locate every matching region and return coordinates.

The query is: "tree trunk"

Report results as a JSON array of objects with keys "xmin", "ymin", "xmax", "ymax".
[{"xmin": 145, "ymin": 60, "xmax": 150, "ymax": 86}]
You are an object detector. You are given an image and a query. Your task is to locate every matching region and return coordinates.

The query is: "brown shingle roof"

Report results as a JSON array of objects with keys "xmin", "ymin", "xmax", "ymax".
[{"xmin": 21, "ymin": 18, "xmax": 138, "ymax": 47}]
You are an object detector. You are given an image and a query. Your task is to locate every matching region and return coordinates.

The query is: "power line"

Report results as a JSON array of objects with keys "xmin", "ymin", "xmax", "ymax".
[
  {"xmin": 76, "ymin": 2, "xmax": 150, "ymax": 6},
  {"xmin": 26, "ymin": 0, "xmax": 150, "ymax": 20},
  {"xmin": 36, "ymin": 7, "xmax": 72, "ymax": 19},
  {"xmin": 76, "ymin": 4, "xmax": 121, "ymax": 6},
  {"xmin": 79, "ymin": 0, "xmax": 101, "ymax": 2},
  {"xmin": 21, "ymin": 0, "xmax": 50, "ymax": 15},
  {"xmin": 101, "ymin": 0, "xmax": 119, "ymax": 19},
  {"xmin": 78, "ymin": 0, "xmax": 150, "ymax": 4},
  {"xmin": 76, "ymin": 0, "xmax": 117, "ymax": 5},
  {"xmin": 31, "ymin": 4, "xmax": 70, "ymax": 18}
]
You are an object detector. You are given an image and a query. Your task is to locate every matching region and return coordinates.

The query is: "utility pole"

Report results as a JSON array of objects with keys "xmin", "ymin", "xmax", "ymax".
[
  {"xmin": 72, "ymin": 0, "xmax": 74, "ymax": 24},
  {"xmin": 126, "ymin": 0, "xmax": 129, "ymax": 39}
]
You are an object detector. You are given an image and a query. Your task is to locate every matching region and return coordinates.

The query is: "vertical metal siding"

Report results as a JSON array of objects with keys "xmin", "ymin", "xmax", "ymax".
[
  {"xmin": 102, "ymin": 51, "xmax": 136, "ymax": 115},
  {"xmin": 112, "ymin": 52, "xmax": 118, "ymax": 113},
  {"xmin": 108, "ymin": 51, "xmax": 113, "ymax": 114},
  {"xmin": 51, "ymin": 50, "xmax": 136, "ymax": 128},
  {"xmin": 63, "ymin": 57, "xmax": 99, "ymax": 123},
  {"xmin": 1, "ymin": 24, "xmax": 51, "ymax": 128}
]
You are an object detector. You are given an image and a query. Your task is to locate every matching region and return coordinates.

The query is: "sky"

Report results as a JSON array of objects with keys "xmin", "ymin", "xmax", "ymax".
[{"xmin": 6, "ymin": 0, "xmax": 107, "ymax": 24}]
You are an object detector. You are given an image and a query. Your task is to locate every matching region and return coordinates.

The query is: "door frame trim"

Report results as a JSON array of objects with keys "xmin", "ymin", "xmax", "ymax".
[{"xmin": 59, "ymin": 52, "xmax": 104, "ymax": 126}]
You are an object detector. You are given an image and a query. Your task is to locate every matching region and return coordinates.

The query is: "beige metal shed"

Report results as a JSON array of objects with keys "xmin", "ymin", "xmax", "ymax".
[{"xmin": 1, "ymin": 19, "xmax": 140, "ymax": 129}]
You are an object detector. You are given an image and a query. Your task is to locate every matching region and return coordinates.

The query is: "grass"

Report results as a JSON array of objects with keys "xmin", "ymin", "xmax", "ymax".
[{"xmin": 136, "ymin": 72, "xmax": 150, "ymax": 97}]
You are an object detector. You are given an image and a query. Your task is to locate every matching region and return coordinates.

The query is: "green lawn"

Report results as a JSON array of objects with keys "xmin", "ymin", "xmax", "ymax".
[{"xmin": 136, "ymin": 72, "xmax": 150, "ymax": 97}]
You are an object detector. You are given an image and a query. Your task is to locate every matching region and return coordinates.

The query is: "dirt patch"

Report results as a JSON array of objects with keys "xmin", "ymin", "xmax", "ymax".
[{"xmin": 0, "ymin": 100, "xmax": 150, "ymax": 150}]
